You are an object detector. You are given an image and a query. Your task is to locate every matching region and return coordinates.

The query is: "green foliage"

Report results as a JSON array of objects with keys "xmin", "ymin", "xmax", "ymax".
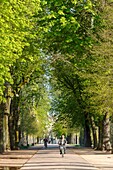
[
  {"xmin": 0, "ymin": 0, "xmax": 41, "ymax": 102},
  {"xmin": 39, "ymin": 0, "xmax": 97, "ymax": 55},
  {"xmin": 47, "ymin": 0, "xmax": 113, "ymax": 136},
  {"xmin": 53, "ymin": 120, "xmax": 67, "ymax": 137},
  {"xmin": 89, "ymin": 3, "xmax": 113, "ymax": 116},
  {"xmin": 1, "ymin": 0, "xmax": 113, "ymax": 145},
  {"xmin": 19, "ymin": 77, "xmax": 51, "ymax": 137},
  {"xmin": 0, "ymin": 0, "xmax": 51, "ymax": 144}
]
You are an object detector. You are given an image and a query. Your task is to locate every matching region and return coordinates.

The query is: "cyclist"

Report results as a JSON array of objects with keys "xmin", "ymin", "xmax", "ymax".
[{"xmin": 58, "ymin": 135, "xmax": 67, "ymax": 154}]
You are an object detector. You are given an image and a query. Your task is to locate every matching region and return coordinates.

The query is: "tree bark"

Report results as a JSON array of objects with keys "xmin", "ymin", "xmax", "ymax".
[
  {"xmin": 9, "ymin": 95, "xmax": 20, "ymax": 149},
  {"xmin": 90, "ymin": 116, "xmax": 98, "ymax": 149},
  {"xmin": 3, "ymin": 83, "xmax": 11, "ymax": 152},
  {"xmin": 110, "ymin": 121, "xmax": 113, "ymax": 154},
  {"xmin": 97, "ymin": 122, "xmax": 103, "ymax": 150},
  {"xmin": 0, "ymin": 104, "xmax": 4, "ymax": 153},
  {"xmin": 103, "ymin": 112, "xmax": 111, "ymax": 151},
  {"xmin": 3, "ymin": 114, "xmax": 10, "ymax": 151},
  {"xmin": 84, "ymin": 114, "xmax": 92, "ymax": 147}
]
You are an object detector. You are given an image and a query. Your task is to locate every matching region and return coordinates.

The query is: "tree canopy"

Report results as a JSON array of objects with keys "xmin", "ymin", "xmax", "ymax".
[{"xmin": 1, "ymin": 0, "xmax": 113, "ymax": 151}]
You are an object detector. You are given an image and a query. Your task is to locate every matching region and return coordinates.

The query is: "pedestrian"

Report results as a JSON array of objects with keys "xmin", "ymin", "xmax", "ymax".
[{"xmin": 43, "ymin": 138, "xmax": 48, "ymax": 148}]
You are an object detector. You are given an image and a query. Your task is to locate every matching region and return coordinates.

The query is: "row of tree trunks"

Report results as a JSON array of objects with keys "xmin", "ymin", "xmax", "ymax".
[
  {"xmin": 0, "ymin": 83, "xmax": 21, "ymax": 152},
  {"xmin": 96, "ymin": 113, "xmax": 111, "ymax": 151},
  {"xmin": 90, "ymin": 112, "xmax": 111, "ymax": 151},
  {"xmin": 0, "ymin": 87, "xmax": 112, "ymax": 152},
  {"xmin": 79, "ymin": 112, "xmax": 111, "ymax": 151}
]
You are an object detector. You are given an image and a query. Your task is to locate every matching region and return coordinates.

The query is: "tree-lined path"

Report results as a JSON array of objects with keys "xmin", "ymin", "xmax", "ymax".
[{"xmin": 1, "ymin": 1, "xmax": 113, "ymax": 167}]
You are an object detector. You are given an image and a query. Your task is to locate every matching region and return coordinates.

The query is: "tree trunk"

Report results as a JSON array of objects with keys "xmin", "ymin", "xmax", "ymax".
[
  {"xmin": 97, "ymin": 122, "xmax": 103, "ymax": 150},
  {"xmin": 3, "ymin": 114, "xmax": 10, "ymax": 151},
  {"xmin": 3, "ymin": 83, "xmax": 11, "ymax": 152},
  {"xmin": 67, "ymin": 134, "xmax": 73, "ymax": 144},
  {"xmin": 0, "ymin": 104, "xmax": 4, "ymax": 153},
  {"xmin": 110, "ymin": 121, "xmax": 113, "ymax": 154},
  {"xmin": 90, "ymin": 116, "xmax": 98, "ymax": 149},
  {"xmin": 79, "ymin": 128, "xmax": 84, "ymax": 146},
  {"xmin": 84, "ymin": 124, "xmax": 92, "ymax": 147},
  {"xmin": 9, "ymin": 112, "xmax": 15, "ymax": 150},
  {"xmin": 84, "ymin": 114, "xmax": 92, "ymax": 147},
  {"xmin": 9, "ymin": 95, "xmax": 20, "ymax": 149},
  {"xmin": 103, "ymin": 112, "xmax": 111, "ymax": 151}
]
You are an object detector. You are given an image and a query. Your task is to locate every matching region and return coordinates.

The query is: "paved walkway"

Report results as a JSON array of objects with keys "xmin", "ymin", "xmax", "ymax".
[
  {"xmin": 0, "ymin": 149, "xmax": 37, "ymax": 169},
  {"xmin": 20, "ymin": 144, "xmax": 113, "ymax": 170},
  {"xmin": 0, "ymin": 144, "xmax": 113, "ymax": 170}
]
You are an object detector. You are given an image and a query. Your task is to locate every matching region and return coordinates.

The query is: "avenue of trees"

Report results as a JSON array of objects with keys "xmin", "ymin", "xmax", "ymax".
[
  {"xmin": 0, "ymin": 0, "xmax": 50, "ymax": 152},
  {"xmin": 0, "ymin": 0, "xmax": 113, "ymax": 153}
]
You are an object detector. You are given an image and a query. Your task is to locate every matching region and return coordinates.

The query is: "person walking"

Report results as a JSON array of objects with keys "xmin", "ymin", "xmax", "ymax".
[{"xmin": 43, "ymin": 138, "xmax": 48, "ymax": 148}]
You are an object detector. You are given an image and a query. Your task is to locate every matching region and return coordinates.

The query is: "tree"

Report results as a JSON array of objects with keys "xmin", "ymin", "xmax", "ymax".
[
  {"xmin": 0, "ymin": 0, "xmax": 43, "ymax": 152},
  {"xmin": 40, "ymin": 0, "xmax": 113, "ymax": 148},
  {"xmin": 19, "ymin": 80, "xmax": 51, "ymax": 139}
]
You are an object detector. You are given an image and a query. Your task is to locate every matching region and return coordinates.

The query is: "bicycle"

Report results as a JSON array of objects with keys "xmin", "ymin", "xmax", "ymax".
[{"xmin": 60, "ymin": 145, "xmax": 65, "ymax": 157}]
